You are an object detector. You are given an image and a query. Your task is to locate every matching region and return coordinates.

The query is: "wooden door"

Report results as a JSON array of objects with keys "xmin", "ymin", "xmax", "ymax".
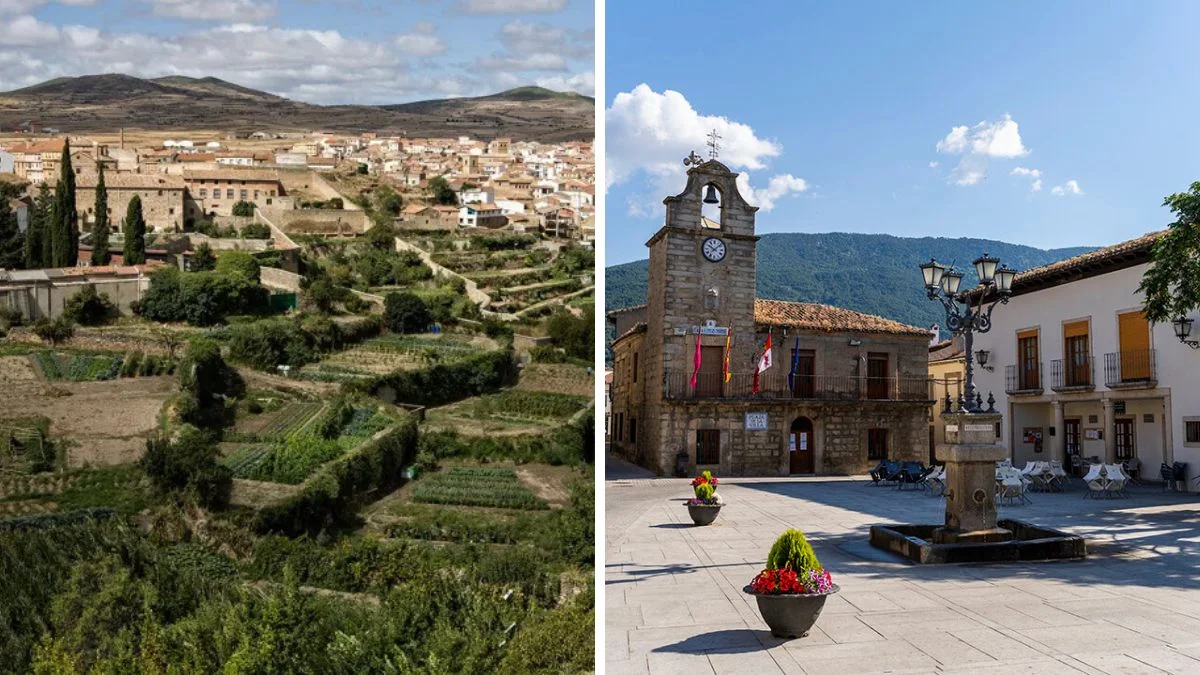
[
  {"xmin": 1018, "ymin": 333, "xmax": 1040, "ymax": 389},
  {"xmin": 696, "ymin": 346, "xmax": 725, "ymax": 397},
  {"xmin": 1114, "ymin": 418, "xmax": 1135, "ymax": 460},
  {"xmin": 866, "ymin": 353, "xmax": 890, "ymax": 399},
  {"xmin": 790, "ymin": 417, "xmax": 814, "ymax": 474},
  {"xmin": 696, "ymin": 429, "xmax": 721, "ymax": 466},
  {"xmin": 792, "ymin": 349, "xmax": 816, "ymax": 398},
  {"xmin": 1118, "ymin": 311, "xmax": 1151, "ymax": 380},
  {"xmin": 1064, "ymin": 418, "xmax": 1081, "ymax": 457}
]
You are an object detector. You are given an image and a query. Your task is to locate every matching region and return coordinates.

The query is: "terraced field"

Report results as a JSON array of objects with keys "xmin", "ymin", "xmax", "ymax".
[
  {"xmin": 409, "ymin": 467, "xmax": 548, "ymax": 510},
  {"xmin": 296, "ymin": 333, "xmax": 493, "ymax": 382}
]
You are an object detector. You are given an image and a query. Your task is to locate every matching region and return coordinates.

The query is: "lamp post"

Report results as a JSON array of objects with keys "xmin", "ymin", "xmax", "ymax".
[
  {"xmin": 1173, "ymin": 316, "xmax": 1200, "ymax": 349},
  {"xmin": 920, "ymin": 253, "xmax": 1018, "ymax": 412}
]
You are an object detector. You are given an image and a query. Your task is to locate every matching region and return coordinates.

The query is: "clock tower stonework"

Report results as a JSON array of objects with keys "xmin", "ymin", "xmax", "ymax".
[{"xmin": 642, "ymin": 160, "xmax": 760, "ymax": 472}]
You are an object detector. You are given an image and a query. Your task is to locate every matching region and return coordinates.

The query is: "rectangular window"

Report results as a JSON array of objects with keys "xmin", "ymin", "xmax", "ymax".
[
  {"xmin": 1117, "ymin": 311, "xmax": 1152, "ymax": 381},
  {"xmin": 226, "ymin": 189, "xmax": 234, "ymax": 199},
  {"xmin": 1114, "ymin": 419, "xmax": 1135, "ymax": 460},
  {"xmin": 1064, "ymin": 334, "xmax": 1090, "ymax": 386},
  {"xmin": 632, "ymin": 352, "xmax": 638, "ymax": 383},
  {"xmin": 168, "ymin": 207, "xmax": 175, "ymax": 215},
  {"xmin": 199, "ymin": 188, "xmax": 207, "ymax": 198},
  {"xmin": 240, "ymin": 189, "xmax": 248, "ymax": 199},
  {"xmin": 792, "ymin": 349, "xmax": 816, "ymax": 398},
  {"xmin": 696, "ymin": 429, "xmax": 720, "ymax": 465},
  {"xmin": 1187, "ymin": 421, "xmax": 1200, "ymax": 444},
  {"xmin": 867, "ymin": 428, "xmax": 888, "ymax": 460}
]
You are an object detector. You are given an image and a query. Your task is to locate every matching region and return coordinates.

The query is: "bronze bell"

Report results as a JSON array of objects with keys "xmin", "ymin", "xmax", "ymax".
[{"xmin": 702, "ymin": 184, "xmax": 720, "ymax": 204}]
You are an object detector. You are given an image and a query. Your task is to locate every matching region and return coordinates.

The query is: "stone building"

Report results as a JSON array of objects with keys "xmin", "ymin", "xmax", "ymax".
[
  {"xmin": 74, "ymin": 172, "xmax": 187, "ymax": 232},
  {"xmin": 181, "ymin": 169, "xmax": 286, "ymax": 220},
  {"xmin": 607, "ymin": 160, "xmax": 932, "ymax": 476}
]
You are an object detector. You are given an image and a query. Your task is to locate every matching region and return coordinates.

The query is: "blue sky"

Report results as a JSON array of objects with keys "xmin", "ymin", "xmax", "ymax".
[
  {"xmin": 0, "ymin": 0, "xmax": 593, "ymax": 104},
  {"xmin": 605, "ymin": 1, "xmax": 1200, "ymax": 265}
]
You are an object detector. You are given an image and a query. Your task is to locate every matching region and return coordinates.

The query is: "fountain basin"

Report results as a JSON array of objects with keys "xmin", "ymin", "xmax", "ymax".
[{"xmin": 869, "ymin": 519, "xmax": 1086, "ymax": 564}]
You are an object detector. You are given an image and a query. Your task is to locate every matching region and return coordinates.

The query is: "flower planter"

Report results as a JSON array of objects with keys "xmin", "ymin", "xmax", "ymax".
[
  {"xmin": 744, "ymin": 584, "xmax": 839, "ymax": 639},
  {"xmin": 687, "ymin": 503, "xmax": 721, "ymax": 526}
]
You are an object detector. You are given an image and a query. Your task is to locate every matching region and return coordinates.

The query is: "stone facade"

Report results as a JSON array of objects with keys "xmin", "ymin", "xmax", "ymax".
[
  {"xmin": 73, "ymin": 173, "xmax": 187, "ymax": 232},
  {"xmin": 608, "ymin": 160, "xmax": 933, "ymax": 476}
]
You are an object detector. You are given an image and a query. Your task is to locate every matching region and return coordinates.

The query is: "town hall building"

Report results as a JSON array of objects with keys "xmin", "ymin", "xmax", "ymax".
[{"xmin": 608, "ymin": 158, "xmax": 934, "ymax": 476}]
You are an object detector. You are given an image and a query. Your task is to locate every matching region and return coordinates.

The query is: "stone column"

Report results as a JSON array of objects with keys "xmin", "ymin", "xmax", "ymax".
[
  {"xmin": 1102, "ymin": 398, "xmax": 1116, "ymax": 464},
  {"xmin": 1052, "ymin": 400, "xmax": 1066, "ymax": 464},
  {"xmin": 934, "ymin": 412, "xmax": 1009, "ymax": 544}
]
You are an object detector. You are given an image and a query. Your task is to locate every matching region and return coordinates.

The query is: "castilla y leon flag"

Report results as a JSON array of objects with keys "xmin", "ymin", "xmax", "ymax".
[
  {"xmin": 752, "ymin": 331, "xmax": 773, "ymax": 393},
  {"xmin": 722, "ymin": 330, "xmax": 732, "ymax": 383},
  {"xmin": 689, "ymin": 331, "xmax": 702, "ymax": 389}
]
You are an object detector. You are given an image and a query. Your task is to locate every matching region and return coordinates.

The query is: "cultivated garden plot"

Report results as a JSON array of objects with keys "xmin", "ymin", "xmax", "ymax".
[
  {"xmin": 425, "ymin": 390, "xmax": 590, "ymax": 435},
  {"xmin": 295, "ymin": 333, "xmax": 494, "ymax": 382},
  {"xmin": 410, "ymin": 466, "xmax": 549, "ymax": 510}
]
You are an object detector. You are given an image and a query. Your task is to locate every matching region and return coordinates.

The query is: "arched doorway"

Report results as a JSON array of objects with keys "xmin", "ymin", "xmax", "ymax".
[{"xmin": 790, "ymin": 417, "xmax": 815, "ymax": 474}]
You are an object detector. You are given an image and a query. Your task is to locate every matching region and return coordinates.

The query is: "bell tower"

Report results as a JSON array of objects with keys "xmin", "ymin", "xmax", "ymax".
[{"xmin": 643, "ymin": 150, "xmax": 760, "ymax": 405}]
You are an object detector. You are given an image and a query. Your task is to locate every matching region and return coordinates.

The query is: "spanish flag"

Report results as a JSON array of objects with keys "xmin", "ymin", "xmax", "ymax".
[
  {"xmin": 722, "ymin": 330, "xmax": 732, "ymax": 383},
  {"xmin": 689, "ymin": 330, "xmax": 702, "ymax": 389}
]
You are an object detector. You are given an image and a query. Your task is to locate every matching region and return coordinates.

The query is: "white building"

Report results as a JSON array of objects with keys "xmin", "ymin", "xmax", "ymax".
[
  {"xmin": 971, "ymin": 231, "xmax": 1200, "ymax": 488},
  {"xmin": 458, "ymin": 203, "xmax": 505, "ymax": 229}
]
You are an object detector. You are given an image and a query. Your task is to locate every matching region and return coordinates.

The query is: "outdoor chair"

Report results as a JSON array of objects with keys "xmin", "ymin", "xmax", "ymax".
[
  {"xmin": 1028, "ymin": 467, "xmax": 1054, "ymax": 493},
  {"xmin": 895, "ymin": 462, "xmax": 928, "ymax": 491},
  {"xmin": 1049, "ymin": 460, "xmax": 1069, "ymax": 491},
  {"xmin": 996, "ymin": 468, "xmax": 1029, "ymax": 505},
  {"xmin": 1083, "ymin": 463, "xmax": 1108, "ymax": 499},
  {"xmin": 1162, "ymin": 462, "xmax": 1188, "ymax": 492},
  {"xmin": 924, "ymin": 465, "xmax": 946, "ymax": 496},
  {"xmin": 1104, "ymin": 464, "xmax": 1129, "ymax": 498},
  {"xmin": 1020, "ymin": 461, "xmax": 1037, "ymax": 476},
  {"xmin": 1122, "ymin": 458, "xmax": 1141, "ymax": 485},
  {"xmin": 868, "ymin": 460, "xmax": 900, "ymax": 486}
]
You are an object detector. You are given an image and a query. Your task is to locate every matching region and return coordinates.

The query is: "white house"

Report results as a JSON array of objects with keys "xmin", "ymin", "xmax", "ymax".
[
  {"xmin": 970, "ymin": 231, "xmax": 1200, "ymax": 488},
  {"xmin": 458, "ymin": 203, "xmax": 505, "ymax": 229}
]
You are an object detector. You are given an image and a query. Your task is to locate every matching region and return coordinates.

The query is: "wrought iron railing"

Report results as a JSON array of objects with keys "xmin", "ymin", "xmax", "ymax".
[
  {"xmin": 1051, "ymin": 356, "xmax": 1095, "ymax": 390},
  {"xmin": 662, "ymin": 370, "xmax": 932, "ymax": 401},
  {"xmin": 1005, "ymin": 363, "xmax": 1043, "ymax": 393},
  {"xmin": 1103, "ymin": 349, "xmax": 1156, "ymax": 386}
]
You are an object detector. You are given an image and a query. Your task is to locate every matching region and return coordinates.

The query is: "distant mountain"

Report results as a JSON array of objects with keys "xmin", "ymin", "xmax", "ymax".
[
  {"xmin": 606, "ymin": 232, "xmax": 1096, "ymax": 333},
  {"xmin": 0, "ymin": 75, "xmax": 593, "ymax": 141}
]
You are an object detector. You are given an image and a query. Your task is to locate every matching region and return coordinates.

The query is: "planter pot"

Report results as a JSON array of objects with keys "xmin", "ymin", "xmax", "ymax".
[
  {"xmin": 744, "ymin": 584, "xmax": 839, "ymax": 639},
  {"xmin": 687, "ymin": 503, "xmax": 721, "ymax": 526}
]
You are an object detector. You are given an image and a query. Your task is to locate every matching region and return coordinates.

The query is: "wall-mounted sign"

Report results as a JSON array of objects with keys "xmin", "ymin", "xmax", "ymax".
[
  {"xmin": 694, "ymin": 325, "xmax": 730, "ymax": 336},
  {"xmin": 963, "ymin": 424, "xmax": 993, "ymax": 433},
  {"xmin": 745, "ymin": 412, "xmax": 768, "ymax": 430},
  {"xmin": 1085, "ymin": 428, "xmax": 1102, "ymax": 440},
  {"xmin": 944, "ymin": 424, "xmax": 959, "ymax": 433},
  {"xmin": 1114, "ymin": 401, "xmax": 1126, "ymax": 415}
]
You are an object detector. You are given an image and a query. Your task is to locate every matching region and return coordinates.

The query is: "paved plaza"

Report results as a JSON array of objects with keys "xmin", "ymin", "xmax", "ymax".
[{"xmin": 606, "ymin": 456, "xmax": 1200, "ymax": 674}]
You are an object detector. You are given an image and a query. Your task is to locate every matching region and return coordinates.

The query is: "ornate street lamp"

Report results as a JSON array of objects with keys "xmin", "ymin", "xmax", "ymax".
[
  {"xmin": 920, "ymin": 253, "xmax": 1019, "ymax": 412},
  {"xmin": 1173, "ymin": 316, "xmax": 1199, "ymax": 349}
]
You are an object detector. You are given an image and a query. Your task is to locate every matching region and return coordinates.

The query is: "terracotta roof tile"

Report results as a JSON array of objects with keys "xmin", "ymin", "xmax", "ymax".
[
  {"xmin": 929, "ymin": 335, "xmax": 966, "ymax": 362},
  {"xmin": 970, "ymin": 230, "xmax": 1165, "ymax": 298},
  {"xmin": 612, "ymin": 322, "xmax": 647, "ymax": 344},
  {"xmin": 754, "ymin": 299, "xmax": 930, "ymax": 336}
]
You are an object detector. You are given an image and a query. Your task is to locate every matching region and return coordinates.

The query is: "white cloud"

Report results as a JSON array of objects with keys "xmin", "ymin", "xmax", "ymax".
[
  {"xmin": 1011, "ymin": 166, "xmax": 1042, "ymax": 192},
  {"xmin": 395, "ymin": 22, "xmax": 445, "ymax": 57},
  {"xmin": 461, "ymin": 0, "xmax": 565, "ymax": 12},
  {"xmin": 928, "ymin": 161, "xmax": 939, "ymax": 169},
  {"xmin": 0, "ymin": 15, "xmax": 59, "ymax": 46},
  {"xmin": 534, "ymin": 70, "xmax": 593, "ymax": 95},
  {"xmin": 935, "ymin": 114, "xmax": 1029, "ymax": 186},
  {"xmin": 607, "ymin": 84, "xmax": 806, "ymax": 215},
  {"xmin": 143, "ymin": 0, "xmax": 276, "ymax": 21},
  {"xmin": 477, "ymin": 52, "xmax": 566, "ymax": 71},
  {"xmin": 498, "ymin": 20, "xmax": 592, "ymax": 59},
  {"xmin": 1052, "ymin": 180, "xmax": 1083, "ymax": 196}
]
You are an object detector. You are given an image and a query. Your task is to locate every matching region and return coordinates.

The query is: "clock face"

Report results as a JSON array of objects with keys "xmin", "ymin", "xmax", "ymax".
[{"xmin": 702, "ymin": 237, "xmax": 727, "ymax": 262}]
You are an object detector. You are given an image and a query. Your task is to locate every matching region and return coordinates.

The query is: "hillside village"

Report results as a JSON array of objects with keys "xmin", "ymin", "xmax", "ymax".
[{"xmin": 0, "ymin": 109, "xmax": 595, "ymax": 668}]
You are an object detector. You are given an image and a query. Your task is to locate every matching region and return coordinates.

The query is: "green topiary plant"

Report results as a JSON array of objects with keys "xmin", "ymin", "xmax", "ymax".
[
  {"xmin": 766, "ymin": 529, "xmax": 822, "ymax": 573},
  {"xmin": 695, "ymin": 482, "xmax": 715, "ymax": 501}
]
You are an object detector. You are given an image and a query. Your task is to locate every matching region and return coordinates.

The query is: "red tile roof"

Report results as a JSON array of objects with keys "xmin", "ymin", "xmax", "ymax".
[{"xmin": 754, "ymin": 299, "xmax": 930, "ymax": 336}]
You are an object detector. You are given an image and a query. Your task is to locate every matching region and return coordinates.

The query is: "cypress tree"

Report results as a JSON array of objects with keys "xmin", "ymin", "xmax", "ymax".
[
  {"xmin": 50, "ymin": 138, "xmax": 78, "ymax": 267},
  {"xmin": 0, "ymin": 191, "xmax": 22, "ymax": 269},
  {"xmin": 123, "ymin": 195, "xmax": 146, "ymax": 265},
  {"xmin": 91, "ymin": 164, "xmax": 110, "ymax": 266},
  {"xmin": 25, "ymin": 183, "xmax": 52, "ymax": 269}
]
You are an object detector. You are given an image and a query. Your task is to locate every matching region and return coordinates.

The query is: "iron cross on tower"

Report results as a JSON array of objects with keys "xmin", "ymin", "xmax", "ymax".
[{"xmin": 706, "ymin": 129, "xmax": 721, "ymax": 159}]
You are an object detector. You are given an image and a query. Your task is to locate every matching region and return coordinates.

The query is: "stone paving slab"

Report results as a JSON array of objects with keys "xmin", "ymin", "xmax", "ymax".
[{"xmin": 606, "ymin": 456, "xmax": 1200, "ymax": 675}]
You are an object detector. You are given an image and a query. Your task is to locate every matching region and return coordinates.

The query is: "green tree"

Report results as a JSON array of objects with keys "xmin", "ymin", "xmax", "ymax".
[
  {"xmin": 373, "ymin": 185, "xmax": 402, "ymax": 217},
  {"xmin": 384, "ymin": 291, "xmax": 431, "ymax": 333},
  {"xmin": 50, "ymin": 138, "xmax": 78, "ymax": 267},
  {"xmin": 24, "ymin": 184, "xmax": 50, "ymax": 268},
  {"xmin": 138, "ymin": 425, "xmax": 231, "ymax": 508},
  {"xmin": 214, "ymin": 249, "xmax": 261, "ymax": 284},
  {"xmin": 90, "ymin": 165, "xmax": 110, "ymax": 266},
  {"xmin": 427, "ymin": 175, "xmax": 458, "ymax": 206},
  {"xmin": 191, "ymin": 242, "xmax": 217, "ymax": 271},
  {"xmin": 1140, "ymin": 181, "xmax": 1200, "ymax": 324},
  {"xmin": 231, "ymin": 200, "xmax": 255, "ymax": 217},
  {"xmin": 63, "ymin": 284, "xmax": 116, "ymax": 325},
  {"xmin": 0, "ymin": 186, "xmax": 23, "ymax": 269},
  {"xmin": 545, "ymin": 307, "xmax": 593, "ymax": 360},
  {"xmin": 122, "ymin": 195, "xmax": 146, "ymax": 265}
]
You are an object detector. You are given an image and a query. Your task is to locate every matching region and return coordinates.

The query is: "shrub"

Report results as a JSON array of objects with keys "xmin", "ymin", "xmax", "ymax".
[
  {"xmin": 190, "ymin": 242, "xmax": 217, "ymax": 271},
  {"xmin": 231, "ymin": 200, "xmax": 256, "ymax": 217},
  {"xmin": 765, "ymin": 529, "xmax": 822, "ymax": 573},
  {"xmin": 63, "ymin": 285, "xmax": 116, "ymax": 326},
  {"xmin": 384, "ymin": 291, "xmax": 431, "ymax": 333},
  {"xmin": 31, "ymin": 317, "xmax": 74, "ymax": 346},
  {"xmin": 215, "ymin": 249, "xmax": 261, "ymax": 284},
  {"xmin": 228, "ymin": 319, "xmax": 314, "ymax": 371},
  {"xmin": 358, "ymin": 350, "xmax": 517, "ymax": 408},
  {"xmin": 694, "ymin": 482, "xmax": 715, "ymax": 501},
  {"xmin": 241, "ymin": 221, "xmax": 271, "ymax": 239},
  {"xmin": 120, "ymin": 351, "xmax": 142, "ymax": 377},
  {"xmin": 138, "ymin": 425, "xmax": 231, "ymax": 508}
]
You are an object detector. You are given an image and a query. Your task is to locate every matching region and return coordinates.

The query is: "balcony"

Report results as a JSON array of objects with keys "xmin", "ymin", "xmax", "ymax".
[
  {"xmin": 1104, "ymin": 349, "xmax": 1157, "ymax": 389},
  {"xmin": 662, "ymin": 370, "xmax": 933, "ymax": 402},
  {"xmin": 1005, "ymin": 363, "xmax": 1043, "ymax": 395},
  {"xmin": 1051, "ymin": 356, "xmax": 1095, "ymax": 392}
]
